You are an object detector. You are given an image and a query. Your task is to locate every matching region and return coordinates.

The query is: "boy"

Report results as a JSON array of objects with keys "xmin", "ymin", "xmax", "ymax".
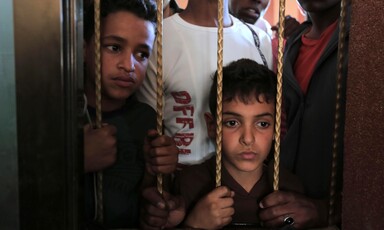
[
  {"xmin": 83, "ymin": 0, "xmax": 178, "ymax": 228},
  {"xmin": 137, "ymin": 0, "xmax": 273, "ymax": 166},
  {"xmin": 259, "ymin": 0, "xmax": 350, "ymax": 228},
  {"xmin": 141, "ymin": 59, "xmax": 303, "ymax": 229}
]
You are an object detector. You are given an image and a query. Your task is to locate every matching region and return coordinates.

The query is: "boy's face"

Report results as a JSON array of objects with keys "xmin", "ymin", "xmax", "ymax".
[
  {"xmin": 84, "ymin": 11, "xmax": 155, "ymax": 105},
  {"xmin": 206, "ymin": 95, "xmax": 274, "ymax": 175},
  {"xmin": 229, "ymin": 0, "xmax": 269, "ymax": 24}
]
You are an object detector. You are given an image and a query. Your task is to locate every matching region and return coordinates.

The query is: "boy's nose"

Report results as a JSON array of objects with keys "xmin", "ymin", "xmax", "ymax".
[
  {"xmin": 240, "ymin": 128, "xmax": 255, "ymax": 146},
  {"xmin": 118, "ymin": 52, "xmax": 135, "ymax": 73}
]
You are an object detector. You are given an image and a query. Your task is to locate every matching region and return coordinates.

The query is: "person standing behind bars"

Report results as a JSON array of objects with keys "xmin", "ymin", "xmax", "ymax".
[
  {"xmin": 83, "ymin": 0, "xmax": 178, "ymax": 228},
  {"xmin": 137, "ymin": 0, "xmax": 273, "ymax": 167},
  {"xmin": 258, "ymin": 0, "xmax": 350, "ymax": 229}
]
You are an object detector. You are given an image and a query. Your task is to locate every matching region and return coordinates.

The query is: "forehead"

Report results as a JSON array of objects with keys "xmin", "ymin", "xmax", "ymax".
[
  {"xmin": 223, "ymin": 96, "xmax": 275, "ymax": 113},
  {"xmin": 101, "ymin": 11, "xmax": 155, "ymax": 43}
]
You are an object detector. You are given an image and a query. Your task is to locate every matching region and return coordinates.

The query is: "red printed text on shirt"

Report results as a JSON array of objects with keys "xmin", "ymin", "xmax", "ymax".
[{"xmin": 171, "ymin": 91, "xmax": 194, "ymax": 155}]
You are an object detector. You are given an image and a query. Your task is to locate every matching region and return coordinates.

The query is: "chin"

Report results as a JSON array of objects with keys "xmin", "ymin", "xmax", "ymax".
[
  {"xmin": 236, "ymin": 163, "xmax": 260, "ymax": 172},
  {"xmin": 108, "ymin": 89, "xmax": 133, "ymax": 100},
  {"xmin": 243, "ymin": 17, "xmax": 257, "ymax": 24}
]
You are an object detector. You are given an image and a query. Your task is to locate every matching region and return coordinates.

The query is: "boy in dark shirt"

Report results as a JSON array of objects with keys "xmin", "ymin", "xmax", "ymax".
[{"xmin": 83, "ymin": 0, "xmax": 178, "ymax": 228}]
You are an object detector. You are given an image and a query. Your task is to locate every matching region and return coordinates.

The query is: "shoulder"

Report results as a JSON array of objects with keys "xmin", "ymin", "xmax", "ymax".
[
  {"xmin": 255, "ymin": 17, "xmax": 273, "ymax": 38},
  {"xmin": 163, "ymin": 14, "xmax": 182, "ymax": 32},
  {"xmin": 163, "ymin": 13, "xmax": 193, "ymax": 31},
  {"xmin": 238, "ymin": 19, "xmax": 272, "ymax": 46},
  {"xmin": 285, "ymin": 21, "xmax": 311, "ymax": 46},
  {"xmin": 232, "ymin": 15, "xmax": 269, "ymax": 37}
]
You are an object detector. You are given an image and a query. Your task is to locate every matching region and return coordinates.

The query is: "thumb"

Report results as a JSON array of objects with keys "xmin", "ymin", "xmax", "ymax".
[{"xmin": 215, "ymin": 186, "xmax": 233, "ymax": 198}]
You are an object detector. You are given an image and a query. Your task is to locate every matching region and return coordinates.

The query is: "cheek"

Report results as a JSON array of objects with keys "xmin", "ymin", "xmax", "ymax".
[
  {"xmin": 260, "ymin": 134, "xmax": 274, "ymax": 152},
  {"xmin": 222, "ymin": 132, "xmax": 237, "ymax": 150},
  {"xmin": 100, "ymin": 57, "xmax": 114, "ymax": 79},
  {"xmin": 134, "ymin": 63, "xmax": 147, "ymax": 83}
]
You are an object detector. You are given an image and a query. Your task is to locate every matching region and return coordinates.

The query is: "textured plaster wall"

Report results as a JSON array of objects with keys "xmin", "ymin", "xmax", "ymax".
[{"xmin": 343, "ymin": 1, "xmax": 384, "ymax": 229}]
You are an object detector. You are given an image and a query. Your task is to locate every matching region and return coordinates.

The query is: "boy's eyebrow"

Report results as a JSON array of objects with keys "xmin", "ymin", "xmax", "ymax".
[
  {"xmin": 222, "ymin": 111, "xmax": 274, "ymax": 118},
  {"xmin": 102, "ymin": 35, "xmax": 151, "ymax": 50},
  {"xmin": 102, "ymin": 35, "xmax": 126, "ymax": 43}
]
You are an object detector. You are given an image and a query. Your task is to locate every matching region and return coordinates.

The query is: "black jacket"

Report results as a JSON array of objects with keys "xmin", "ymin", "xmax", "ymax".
[{"xmin": 281, "ymin": 19, "xmax": 349, "ymax": 199}]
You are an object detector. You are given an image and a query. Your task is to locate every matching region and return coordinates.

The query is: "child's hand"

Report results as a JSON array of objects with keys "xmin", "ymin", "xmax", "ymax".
[
  {"xmin": 84, "ymin": 123, "xmax": 117, "ymax": 172},
  {"xmin": 140, "ymin": 187, "xmax": 185, "ymax": 230},
  {"xmin": 184, "ymin": 186, "xmax": 235, "ymax": 229},
  {"xmin": 144, "ymin": 129, "xmax": 179, "ymax": 175}
]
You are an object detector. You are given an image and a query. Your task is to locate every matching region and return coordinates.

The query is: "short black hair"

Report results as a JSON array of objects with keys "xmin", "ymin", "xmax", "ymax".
[
  {"xmin": 84, "ymin": 0, "xmax": 157, "ymax": 42},
  {"xmin": 209, "ymin": 58, "xmax": 277, "ymax": 116}
]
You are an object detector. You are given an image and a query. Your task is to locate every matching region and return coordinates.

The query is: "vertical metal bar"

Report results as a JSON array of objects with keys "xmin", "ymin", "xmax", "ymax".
[
  {"xmin": 0, "ymin": 0, "xmax": 19, "ymax": 229},
  {"xmin": 62, "ymin": 0, "xmax": 84, "ymax": 229},
  {"xmin": 215, "ymin": 0, "xmax": 224, "ymax": 188},
  {"xmin": 13, "ymin": 0, "xmax": 82, "ymax": 228},
  {"xmin": 155, "ymin": 0, "xmax": 164, "ymax": 195}
]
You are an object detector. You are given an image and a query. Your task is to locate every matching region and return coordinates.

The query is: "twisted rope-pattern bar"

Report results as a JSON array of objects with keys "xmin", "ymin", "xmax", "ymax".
[
  {"xmin": 215, "ymin": 0, "xmax": 224, "ymax": 188},
  {"xmin": 156, "ymin": 0, "xmax": 164, "ymax": 195},
  {"xmin": 94, "ymin": 0, "xmax": 103, "ymax": 223},
  {"xmin": 273, "ymin": 0, "xmax": 286, "ymax": 192},
  {"xmin": 329, "ymin": 0, "xmax": 348, "ymax": 225}
]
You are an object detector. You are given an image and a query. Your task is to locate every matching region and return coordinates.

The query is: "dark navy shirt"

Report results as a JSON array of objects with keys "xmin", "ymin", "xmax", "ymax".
[{"xmin": 85, "ymin": 96, "xmax": 156, "ymax": 228}]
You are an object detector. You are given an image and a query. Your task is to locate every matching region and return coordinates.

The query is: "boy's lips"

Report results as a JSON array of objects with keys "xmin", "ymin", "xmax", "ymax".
[
  {"xmin": 113, "ymin": 76, "xmax": 136, "ymax": 87},
  {"xmin": 240, "ymin": 151, "xmax": 257, "ymax": 160}
]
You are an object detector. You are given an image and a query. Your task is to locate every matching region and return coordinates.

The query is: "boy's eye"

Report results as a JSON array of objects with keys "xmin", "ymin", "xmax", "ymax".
[
  {"xmin": 105, "ymin": 45, "xmax": 121, "ymax": 52},
  {"xmin": 134, "ymin": 51, "xmax": 150, "ymax": 61},
  {"xmin": 257, "ymin": 121, "xmax": 270, "ymax": 128},
  {"xmin": 223, "ymin": 120, "xmax": 239, "ymax": 128}
]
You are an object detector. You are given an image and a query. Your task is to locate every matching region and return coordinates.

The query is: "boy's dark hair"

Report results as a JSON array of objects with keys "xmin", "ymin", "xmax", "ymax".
[
  {"xmin": 84, "ymin": 0, "xmax": 157, "ymax": 42},
  {"xmin": 209, "ymin": 58, "xmax": 277, "ymax": 116}
]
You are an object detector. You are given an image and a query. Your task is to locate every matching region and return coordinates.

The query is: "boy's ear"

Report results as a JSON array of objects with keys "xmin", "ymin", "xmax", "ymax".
[{"xmin": 204, "ymin": 112, "xmax": 216, "ymax": 139}]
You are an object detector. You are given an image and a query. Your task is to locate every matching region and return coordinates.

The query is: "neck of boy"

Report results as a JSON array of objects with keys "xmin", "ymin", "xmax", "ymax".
[
  {"xmin": 85, "ymin": 87, "xmax": 125, "ymax": 112},
  {"xmin": 179, "ymin": 0, "xmax": 232, "ymax": 27},
  {"xmin": 306, "ymin": 4, "xmax": 341, "ymax": 39},
  {"xmin": 223, "ymin": 160, "xmax": 263, "ymax": 193}
]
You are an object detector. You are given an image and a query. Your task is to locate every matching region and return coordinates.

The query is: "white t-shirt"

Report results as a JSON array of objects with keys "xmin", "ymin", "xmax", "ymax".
[
  {"xmin": 255, "ymin": 16, "xmax": 273, "ymax": 38},
  {"xmin": 137, "ymin": 14, "xmax": 273, "ymax": 165}
]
